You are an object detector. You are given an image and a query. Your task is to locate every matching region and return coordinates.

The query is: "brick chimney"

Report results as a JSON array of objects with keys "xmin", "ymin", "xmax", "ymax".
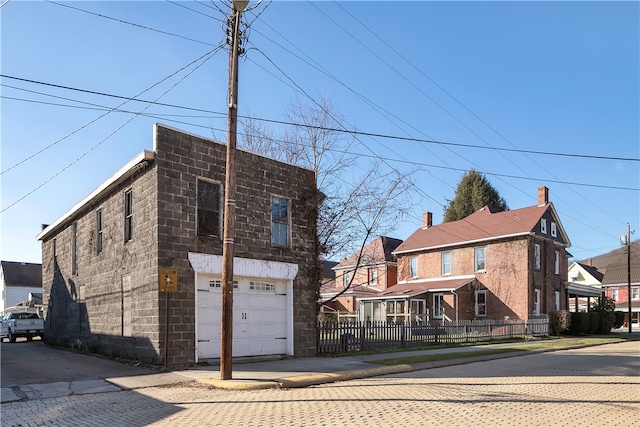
[
  {"xmin": 423, "ymin": 211, "xmax": 433, "ymax": 228},
  {"xmin": 538, "ymin": 186, "xmax": 549, "ymax": 207}
]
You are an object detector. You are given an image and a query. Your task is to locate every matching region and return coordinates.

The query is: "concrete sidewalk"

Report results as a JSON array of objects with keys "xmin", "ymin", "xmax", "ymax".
[
  {"xmin": 108, "ymin": 337, "xmax": 626, "ymax": 391},
  {"xmin": 1, "ymin": 336, "xmax": 628, "ymax": 403}
]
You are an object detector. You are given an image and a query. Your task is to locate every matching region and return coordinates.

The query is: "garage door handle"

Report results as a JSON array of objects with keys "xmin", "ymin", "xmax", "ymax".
[{"xmin": 198, "ymin": 339, "xmax": 210, "ymax": 342}]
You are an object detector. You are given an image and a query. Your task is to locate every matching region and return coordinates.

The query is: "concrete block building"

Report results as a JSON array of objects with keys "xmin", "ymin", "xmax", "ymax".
[{"xmin": 37, "ymin": 124, "xmax": 319, "ymax": 366}]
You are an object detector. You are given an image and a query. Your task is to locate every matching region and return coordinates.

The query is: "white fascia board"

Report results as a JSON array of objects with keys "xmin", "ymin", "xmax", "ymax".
[
  {"xmin": 188, "ymin": 252, "xmax": 299, "ymax": 281},
  {"xmin": 395, "ymin": 274, "xmax": 476, "ymax": 286},
  {"xmin": 36, "ymin": 150, "xmax": 155, "ymax": 241},
  {"xmin": 392, "ymin": 232, "xmax": 531, "ymax": 256}
]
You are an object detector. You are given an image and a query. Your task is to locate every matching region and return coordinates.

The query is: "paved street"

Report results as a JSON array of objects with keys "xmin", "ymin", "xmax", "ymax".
[{"xmin": 2, "ymin": 341, "xmax": 638, "ymax": 427}]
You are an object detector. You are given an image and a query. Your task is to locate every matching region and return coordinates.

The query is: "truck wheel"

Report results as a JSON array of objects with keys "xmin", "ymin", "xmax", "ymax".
[{"xmin": 8, "ymin": 330, "xmax": 16, "ymax": 343}]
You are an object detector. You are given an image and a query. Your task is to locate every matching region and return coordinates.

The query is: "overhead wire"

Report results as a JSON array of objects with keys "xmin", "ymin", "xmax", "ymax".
[{"xmin": 1, "ymin": 46, "xmax": 224, "ymax": 213}]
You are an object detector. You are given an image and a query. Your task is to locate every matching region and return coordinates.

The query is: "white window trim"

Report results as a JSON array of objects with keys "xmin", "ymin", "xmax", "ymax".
[
  {"xmin": 533, "ymin": 289, "xmax": 541, "ymax": 315},
  {"xmin": 433, "ymin": 293, "xmax": 444, "ymax": 319},
  {"xmin": 541, "ymin": 218, "xmax": 547, "ymax": 234},
  {"xmin": 409, "ymin": 256, "xmax": 418, "ymax": 278},
  {"xmin": 441, "ymin": 252, "xmax": 451, "ymax": 276},
  {"xmin": 475, "ymin": 289, "xmax": 487, "ymax": 317},
  {"xmin": 612, "ymin": 288, "xmax": 619, "ymax": 301},
  {"xmin": 534, "ymin": 244, "xmax": 541, "ymax": 271},
  {"xmin": 555, "ymin": 291, "xmax": 561, "ymax": 311},
  {"xmin": 551, "ymin": 222, "xmax": 557, "ymax": 238},
  {"xmin": 554, "ymin": 250, "xmax": 560, "ymax": 275},
  {"xmin": 632, "ymin": 287, "xmax": 639, "ymax": 300},
  {"xmin": 474, "ymin": 247, "xmax": 486, "ymax": 272}
]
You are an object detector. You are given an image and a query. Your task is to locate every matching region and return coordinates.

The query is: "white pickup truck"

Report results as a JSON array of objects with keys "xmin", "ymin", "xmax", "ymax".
[{"xmin": 1, "ymin": 311, "xmax": 45, "ymax": 342}]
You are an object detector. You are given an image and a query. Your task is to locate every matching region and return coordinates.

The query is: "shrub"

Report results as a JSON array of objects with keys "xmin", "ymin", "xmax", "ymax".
[
  {"xmin": 568, "ymin": 312, "xmax": 590, "ymax": 335},
  {"xmin": 588, "ymin": 312, "xmax": 601, "ymax": 334},
  {"xmin": 550, "ymin": 310, "xmax": 571, "ymax": 336},
  {"xmin": 590, "ymin": 297, "xmax": 617, "ymax": 333},
  {"xmin": 614, "ymin": 311, "xmax": 625, "ymax": 329}
]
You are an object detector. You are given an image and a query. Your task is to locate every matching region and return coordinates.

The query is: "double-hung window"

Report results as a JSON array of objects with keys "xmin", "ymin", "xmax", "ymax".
[
  {"xmin": 633, "ymin": 287, "xmax": 639, "ymax": 300},
  {"xmin": 551, "ymin": 222, "xmax": 557, "ymax": 237},
  {"xmin": 409, "ymin": 256, "xmax": 418, "ymax": 278},
  {"xmin": 271, "ymin": 196, "xmax": 289, "ymax": 247},
  {"xmin": 540, "ymin": 219, "xmax": 547, "ymax": 234},
  {"xmin": 554, "ymin": 250, "xmax": 560, "ymax": 275},
  {"xmin": 474, "ymin": 247, "xmax": 486, "ymax": 272},
  {"xmin": 534, "ymin": 244, "xmax": 541, "ymax": 271},
  {"xmin": 475, "ymin": 290, "xmax": 487, "ymax": 317},
  {"xmin": 612, "ymin": 288, "xmax": 618, "ymax": 301},
  {"xmin": 533, "ymin": 289, "xmax": 540, "ymax": 315},
  {"xmin": 441, "ymin": 252, "xmax": 451, "ymax": 276},
  {"xmin": 369, "ymin": 268, "xmax": 378, "ymax": 285},
  {"xmin": 343, "ymin": 271, "xmax": 351, "ymax": 288},
  {"xmin": 433, "ymin": 294, "xmax": 445, "ymax": 319},
  {"xmin": 555, "ymin": 291, "xmax": 561, "ymax": 311},
  {"xmin": 197, "ymin": 179, "xmax": 221, "ymax": 237}
]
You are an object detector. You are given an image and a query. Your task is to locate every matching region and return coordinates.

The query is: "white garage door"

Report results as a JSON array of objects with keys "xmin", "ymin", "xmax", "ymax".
[{"xmin": 196, "ymin": 274, "xmax": 288, "ymax": 359}]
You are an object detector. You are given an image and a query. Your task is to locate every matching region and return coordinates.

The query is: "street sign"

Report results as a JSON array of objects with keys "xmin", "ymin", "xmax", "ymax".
[{"xmin": 159, "ymin": 268, "xmax": 178, "ymax": 293}]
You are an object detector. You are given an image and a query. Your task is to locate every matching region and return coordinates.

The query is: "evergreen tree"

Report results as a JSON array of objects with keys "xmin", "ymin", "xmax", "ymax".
[{"xmin": 443, "ymin": 170, "xmax": 508, "ymax": 222}]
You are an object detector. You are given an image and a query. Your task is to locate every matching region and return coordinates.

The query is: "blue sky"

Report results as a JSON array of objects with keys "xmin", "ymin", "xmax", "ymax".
[{"xmin": 1, "ymin": 0, "xmax": 638, "ymax": 264}]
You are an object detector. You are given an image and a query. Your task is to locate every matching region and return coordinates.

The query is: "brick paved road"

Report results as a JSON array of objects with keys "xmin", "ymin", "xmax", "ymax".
[{"xmin": 3, "ymin": 341, "xmax": 638, "ymax": 427}]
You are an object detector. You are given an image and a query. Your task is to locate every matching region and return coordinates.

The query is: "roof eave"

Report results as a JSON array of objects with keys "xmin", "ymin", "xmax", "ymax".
[{"xmin": 36, "ymin": 150, "xmax": 155, "ymax": 241}]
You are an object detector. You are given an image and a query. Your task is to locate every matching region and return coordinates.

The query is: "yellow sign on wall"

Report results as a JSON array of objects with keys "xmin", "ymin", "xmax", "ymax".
[{"xmin": 159, "ymin": 268, "xmax": 178, "ymax": 293}]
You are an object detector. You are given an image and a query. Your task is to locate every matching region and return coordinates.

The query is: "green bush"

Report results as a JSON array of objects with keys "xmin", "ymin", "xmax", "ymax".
[
  {"xmin": 550, "ymin": 310, "xmax": 571, "ymax": 336},
  {"xmin": 591, "ymin": 297, "xmax": 617, "ymax": 333},
  {"xmin": 588, "ymin": 312, "xmax": 601, "ymax": 334},
  {"xmin": 614, "ymin": 311, "xmax": 625, "ymax": 329},
  {"xmin": 568, "ymin": 312, "xmax": 590, "ymax": 335}
]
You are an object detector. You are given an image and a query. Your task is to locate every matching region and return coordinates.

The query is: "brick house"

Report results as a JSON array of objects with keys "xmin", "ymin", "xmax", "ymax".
[
  {"xmin": 36, "ymin": 124, "xmax": 319, "ymax": 366},
  {"xmin": 320, "ymin": 236, "xmax": 402, "ymax": 315},
  {"xmin": 360, "ymin": 187, "xmax": 571, "ymax": 323},
  {"xmin": 601, "ymin": 263, "xmax": 640, "ymax": 327}
]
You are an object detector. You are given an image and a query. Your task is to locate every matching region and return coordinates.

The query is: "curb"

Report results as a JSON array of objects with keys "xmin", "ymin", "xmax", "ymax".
[{"xmin": 196, "ymin": 339, "xmax": 625, "ymax": 391}]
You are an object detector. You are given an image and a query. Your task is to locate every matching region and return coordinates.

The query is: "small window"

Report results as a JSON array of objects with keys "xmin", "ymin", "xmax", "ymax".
[
  {"xmin": 474, "ymin": 247, "xmax": 486, "ymax": 272},
  {"xmin": 409, "ymin": 256, "xmax": 418, "ymax": 277},
  {"xmin": 534, "ymin": 244, "xmax": 541, "ymax": 271},
  {"xmin": 475, "ymin": 290, "xmax": 487, "ymax": 317},
  {"xmin": 96, "ymin": 209, "xmax": 103, "ymax": 254},
  {"xmin": 124, "ymin": 190, "xmax": 133, "ymax": 243},
  {"xmin": 540, "ymin": 219, "xmax": 547, "ymax": 234},
  {"xmin": 250, "ymin": 282, "xmax": 275, "ymax": 292},
  {"xmin": 551, "ymin": 222, "xmax": 557, "ymax": 238},
  {"xmin": 441, "ymin": 252, "xmax": 451, "ymax": 275},
  {"xmin": 555, "ymin": 291, "xmax": 561, "ymax": 311},
  {"xmin": 612, "ymin": 288, "xmax": 618, "ymax": 301},
  {"xmin": 71, "ymin": 222, "xmax": 78, "ymax": 275},
  {"xmin": 369, "ymin": 268, "xmax": 378, "ymax": 285},
  {"xmin": 271, "ymin": 196, "xmax": 289, "ymax": 247},
  {"xmin": 343, "ymin": 271, "xmax": 351, "ymax": 288},
  {"xmin": 533, "ymin": 289, "xmax": 540, "ymax": 315},
  {"xmin": 197, "ymin": 179, "xmax": 221, "ymax": 237},
  {"xmin": 554, "ymin": 250, "xmax": 560, "ymax": 275},
  {"xmin": 632, "ymin": 287, "xmax": 639, "ymax": 300},
  {"xmin": 433, "ymin": 294, "xmax": 445, "ymax": 319}
]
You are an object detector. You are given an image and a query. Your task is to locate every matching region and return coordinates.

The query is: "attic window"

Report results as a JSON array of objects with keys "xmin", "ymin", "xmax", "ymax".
[
  {"xmin": 551, "ymin": 222, "xmax": 557, "ymax": 237},
  {"xmin": 540, "ymin": 219, "xmax": 547, "ymax": 234}
]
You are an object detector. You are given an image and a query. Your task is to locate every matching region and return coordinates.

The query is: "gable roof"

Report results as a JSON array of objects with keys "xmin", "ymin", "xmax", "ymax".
[
  {"xmin": 601, "ymin": 263, "xmax": 640, "ymax": 286},
  {"xmin": 334, "ymin": 236, "xmax": 403, "ymax": 270},
  {"xmin": 1, "ymin": 261, "xmax": 42, "ymax": 288},
  {"xmin": 579, "ymin": 240, "xmax": 640, "ymax": 271},
  {"xmin": 573, "ymin": 262, "xmax": 604, "ymax": 282},
  {"xmin": 394, "ymin": 202, "xmax": 570, "ymax": 255}
]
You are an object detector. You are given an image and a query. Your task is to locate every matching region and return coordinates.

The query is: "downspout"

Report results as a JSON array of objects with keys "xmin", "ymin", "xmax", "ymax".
[{"xmin": 451, "ymin": 290, "xmax": 459, "ymax": 322}]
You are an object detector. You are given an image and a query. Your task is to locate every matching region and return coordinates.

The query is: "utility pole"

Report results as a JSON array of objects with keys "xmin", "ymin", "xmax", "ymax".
[
  {"xmin": 221, "ymin": 0, "xmax": 248, "ymax": 380},
  {"xmin": 625, "ymin": 223, "xmax": 632, "ymax": 334}
]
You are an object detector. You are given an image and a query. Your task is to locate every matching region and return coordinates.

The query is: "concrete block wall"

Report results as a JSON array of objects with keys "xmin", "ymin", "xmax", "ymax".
[
  {"xmin": 41, "ymin": 163, "xmax": 161, "ymax": 363},
  {"xmin": 154, "ymin": 125, "xmax": 319, "ymax": 364}
]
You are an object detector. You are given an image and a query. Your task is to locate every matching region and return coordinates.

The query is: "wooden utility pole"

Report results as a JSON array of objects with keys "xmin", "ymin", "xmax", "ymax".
[
  {"xmin": 626, "ymin": 223, "xmax": 632, "ymax": 334},
  {"xmin": 221, "ymin": 0, "xmax": 248, "ymax": 380}
]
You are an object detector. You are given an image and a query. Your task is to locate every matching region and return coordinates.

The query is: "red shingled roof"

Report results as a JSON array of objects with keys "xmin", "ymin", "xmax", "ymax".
[
  {"xmin": 395, "ymin": 203, "xmax": 560, "ymax": 254},
  {"xmin": 335, "ymin": 236, "xmax": 403, "ymax": 270},
  {"xmin": 359, "ymin": 277, "xmax": 474, "ymax": 300}
]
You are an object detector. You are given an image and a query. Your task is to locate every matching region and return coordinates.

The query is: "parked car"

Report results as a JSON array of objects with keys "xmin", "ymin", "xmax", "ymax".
[{"xmin": 1, "ymin": 311, "xmax": 45, "ymax": 342}]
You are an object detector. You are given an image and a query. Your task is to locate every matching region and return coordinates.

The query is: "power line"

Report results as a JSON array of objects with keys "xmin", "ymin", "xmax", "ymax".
[{"xmin": 3, "ymin": 75, "xmax": 636, "ymax": 164}]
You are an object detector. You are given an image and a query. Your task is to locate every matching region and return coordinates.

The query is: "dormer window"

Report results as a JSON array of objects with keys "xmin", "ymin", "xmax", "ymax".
[
  {"xmin": 551, "ymin": 222, "xmax": 557, "ymax": 238},
  {"xmin": 540, "ymin": 219, "xmax": 547, "ymax": 234}
]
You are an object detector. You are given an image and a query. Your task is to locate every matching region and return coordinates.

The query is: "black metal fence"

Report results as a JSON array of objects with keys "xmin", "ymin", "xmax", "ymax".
[{"xmin": 317, "ymin": 316, "xmax": 549, "ymax": 354}]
